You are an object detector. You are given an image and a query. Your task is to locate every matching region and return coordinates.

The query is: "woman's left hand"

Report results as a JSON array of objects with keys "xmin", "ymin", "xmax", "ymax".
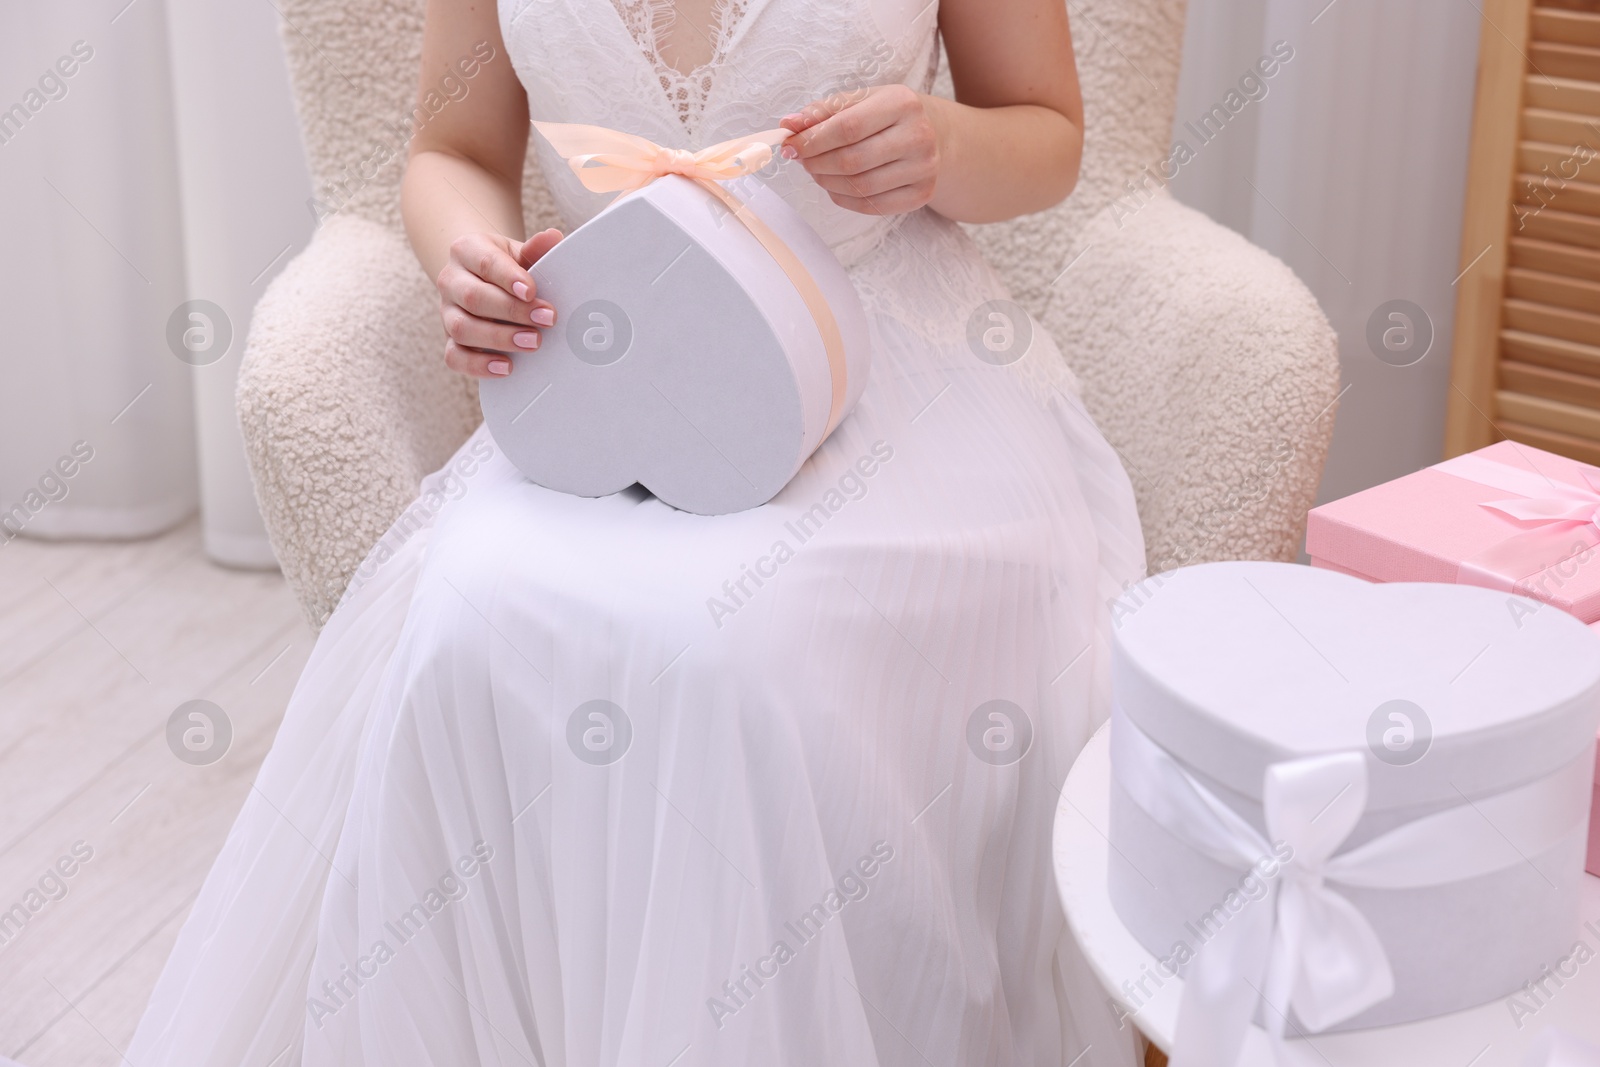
[{"xmin": 779, "ymin": 85, "xmax": 945, "ymax": 216}]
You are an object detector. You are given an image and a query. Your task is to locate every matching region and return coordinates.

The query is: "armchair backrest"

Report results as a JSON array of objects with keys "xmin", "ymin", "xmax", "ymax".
[{"xmin": 276, "ymin": 0, "xmax": 561, "ymax": 236}]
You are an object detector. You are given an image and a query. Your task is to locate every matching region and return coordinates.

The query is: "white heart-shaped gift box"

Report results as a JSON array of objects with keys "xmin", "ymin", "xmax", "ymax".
[
  {"xmin": 479, "ymin": 172, "xmax": 871, "ymax": 515},
  {"xmin": 1108, "ymin": 561, "xmax": 1600, "ymax": 1032}
]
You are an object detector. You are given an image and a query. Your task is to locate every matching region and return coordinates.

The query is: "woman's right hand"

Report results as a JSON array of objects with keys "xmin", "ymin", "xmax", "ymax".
[{"xmin": 436, "ymin": 228, "xmax": 564, "ymax": 378}]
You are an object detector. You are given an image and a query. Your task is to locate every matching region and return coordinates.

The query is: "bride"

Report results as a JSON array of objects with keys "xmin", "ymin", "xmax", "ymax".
[{"xmin": 127, "ymin": 0, "xmax": 1145, "ymax": 1063}]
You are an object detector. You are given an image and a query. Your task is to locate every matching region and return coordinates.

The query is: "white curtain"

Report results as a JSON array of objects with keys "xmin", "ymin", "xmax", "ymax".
[
  {"xmin": 164, "ymin": 0, "xmax": 314, "ymax": 567},
  {"xmin": 0, "ymin": 2, "xmax": 195, "ymax": 541},
  {"xmin": 0, "ymin": 0, "xmax": 312, "ymax": 566},
  {"xmin": 1168, "ymin": 0, "xmax": 1483, "ymax": 504}
]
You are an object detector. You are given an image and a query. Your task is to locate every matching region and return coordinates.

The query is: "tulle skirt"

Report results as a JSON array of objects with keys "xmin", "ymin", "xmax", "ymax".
[{"xmin": 125, "ymin": 209, "xmax": 1146, "ymax": 1067}]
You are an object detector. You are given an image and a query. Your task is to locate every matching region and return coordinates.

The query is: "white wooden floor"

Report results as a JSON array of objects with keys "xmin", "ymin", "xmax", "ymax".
[{"xmin": 0, "ymin": 520, "xmax": 313, "ymax": 1066}]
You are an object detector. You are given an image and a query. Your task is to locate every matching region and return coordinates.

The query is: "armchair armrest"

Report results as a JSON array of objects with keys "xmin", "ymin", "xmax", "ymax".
[
  {"xmin": 998, "ymin": 193, "xmax": 1342, "ymax": 571},
  {"xmin": 237, "ymin": 214, "xmax": 480, "ymax": 629}
]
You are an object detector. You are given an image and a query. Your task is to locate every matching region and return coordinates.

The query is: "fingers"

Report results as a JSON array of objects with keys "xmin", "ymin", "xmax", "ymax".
[
  {"xmin": 779, "ymin": 97, "xmax": 839, "ymax": 137},
  {"xmin": 786, "ymin": 85, "xmax": 908, "ymax": 159},
  {"xmin": 800, "ymin": 121, "xmax": 934, "ymax": 180},
  {"xmin": 448, "ymin": 232, "xmax": 537, "ymax": 302},
  {"xmin": 437, "ymin": 262, "xmax": 554, "ymax": 327},
  {"xmin": 781, "ymin": 85, "xmax": 877, "ymax": 137},
  {"xmin": 808, "ymin": 158, "xmax": 929, "ymax": 200},
  {"xmin": 779, "ymin": 86, "xmax": 939, "ymax": 216},
  {"xmin": 518, "ymin": 227, "xmax": 563, "ymax": 269},
  {"xmin": 822, "ymin": 180, "xmax": 935, "ymax": 217},
  {"xmin": 444, "ymin": 339, "xmax": 516, "ymax": 379},
  {"xmin": 440, "ymin": 298, "xmax": 544, "ymax": 355},
  {"xmin": 438, "ymin": 227, "xmax": 566, "ymax": 381}
]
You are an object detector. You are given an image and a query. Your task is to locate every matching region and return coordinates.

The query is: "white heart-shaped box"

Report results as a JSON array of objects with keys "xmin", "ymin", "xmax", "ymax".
[
  {"xmin": 1108, "ymin": 561, "xmax": 1600, "ymax": 1029},
  {"xmin": 479, "ymin": 173, "xmax": 871, "ymax": 515}
]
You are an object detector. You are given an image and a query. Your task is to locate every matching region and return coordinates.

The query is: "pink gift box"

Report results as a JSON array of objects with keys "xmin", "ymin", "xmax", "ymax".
[
  {"xmin": 1592, "ymin": 740, "xmax": 1600, "ymax": 876},
  {"xmin": 1306, "ymin": 440, "xmax": 1600, "ymax": 621},
  {"xmin": 1593, "ymin": 621, "xmax": 1600, "ymax": 879},
  {"xmin": 1307, "ymin": 439, "xmax": 1600, "ymax": 877}
]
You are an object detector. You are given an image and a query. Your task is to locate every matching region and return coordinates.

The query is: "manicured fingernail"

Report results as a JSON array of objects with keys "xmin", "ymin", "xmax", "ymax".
[
  {"xmin": 513, "ymin": 281, "xmax": 531, "ymax": 301},
  {"xmin": 487, "ymin": 359, "xmax": 511, "ymax": 375},
  {"xmin": 781, "ymin": 144, "xmax": 798, "ymax": 159},
  {"xmin": 530, "ymin": 307, "xmax": 555, "ymax": 326},
  {"xmin": 782, "ymin": 112, "xmax": 805, "ymax": 125},
  {"xmin": 513, "ymin": 331, "xmax": 540, "ymax": 349}
]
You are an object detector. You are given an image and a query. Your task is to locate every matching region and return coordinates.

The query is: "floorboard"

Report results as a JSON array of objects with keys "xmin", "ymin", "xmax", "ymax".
[{"xmin": 0, "ymin": 521, "xmax": 311, "ymax": 1067}]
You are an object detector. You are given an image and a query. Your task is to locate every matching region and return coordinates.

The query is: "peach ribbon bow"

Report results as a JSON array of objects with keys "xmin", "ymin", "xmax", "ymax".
[
  {"xmin": 531, "ymin": 121, "xmax": 793, "ymax": 192},
  {"xmin": 531, "ymin": 120, "xmax": 849, "ymax": 437}
]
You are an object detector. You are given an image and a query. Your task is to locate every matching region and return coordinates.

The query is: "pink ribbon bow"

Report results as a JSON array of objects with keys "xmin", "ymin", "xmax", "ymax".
[
  {"xmin": 1478, "ymin": 471, "xmax": 1600, "ymax": 531},
  {"xmin": 1434, "ymin": 450, "xmax": 1600, "ymax": 603}
]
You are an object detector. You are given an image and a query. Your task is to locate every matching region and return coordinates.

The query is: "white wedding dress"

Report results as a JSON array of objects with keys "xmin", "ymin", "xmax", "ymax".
[{"xmin": 126, "ymin": 1, "xmax": 1146, "ymax": 1064}]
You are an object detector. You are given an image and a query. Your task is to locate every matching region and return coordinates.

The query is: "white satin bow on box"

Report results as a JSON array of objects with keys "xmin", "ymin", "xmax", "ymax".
[{"xmin": 1110, "ymin": 712, "xmax": 1591, "ymax": 1067}]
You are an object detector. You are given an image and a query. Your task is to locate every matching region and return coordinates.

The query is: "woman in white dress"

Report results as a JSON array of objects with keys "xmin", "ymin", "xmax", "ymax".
[{"xmin": 126, "ymin": 0, "xmax": 1145, "ymax": 1064}]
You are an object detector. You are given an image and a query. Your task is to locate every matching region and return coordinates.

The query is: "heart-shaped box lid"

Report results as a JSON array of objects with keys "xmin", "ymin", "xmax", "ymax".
[
  {"xmin": 1113, "ymin": 561, "xmax": 1600, "ymax": 811},
  {"xmin": 479, "ymin": 173, "xmax": 871, "ymax": 515}
]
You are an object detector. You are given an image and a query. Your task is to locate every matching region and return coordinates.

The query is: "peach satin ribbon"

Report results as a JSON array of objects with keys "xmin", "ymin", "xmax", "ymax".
[{"xmin": 531, "ymin": 121, "xmax": 850, "ymax": 437}]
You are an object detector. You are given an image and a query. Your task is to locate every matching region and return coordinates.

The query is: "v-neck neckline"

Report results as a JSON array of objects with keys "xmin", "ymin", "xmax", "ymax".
[{"xmin": 603, "ymin": 0, "xmax": 770, "ymax": 135}]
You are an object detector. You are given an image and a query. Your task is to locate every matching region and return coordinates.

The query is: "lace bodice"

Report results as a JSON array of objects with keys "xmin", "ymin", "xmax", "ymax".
[
  {"xmin": 498, "ymin": 0, "xmax": 941, "ymax": 266},
  {"xmin": 605, "ymin": 0, "xmax": 758, "ymax": 131}
]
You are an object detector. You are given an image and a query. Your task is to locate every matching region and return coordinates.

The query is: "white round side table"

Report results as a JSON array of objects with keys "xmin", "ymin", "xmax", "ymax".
[{"xmin": 1053, "ymin": 724, "xmax": 1600, "ymax": 1066}]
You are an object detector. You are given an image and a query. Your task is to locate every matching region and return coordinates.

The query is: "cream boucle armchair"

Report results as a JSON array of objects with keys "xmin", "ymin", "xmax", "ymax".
[{"xmin": 240, "ymin": 0, "xmax": 1341, "ymax": 629}]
